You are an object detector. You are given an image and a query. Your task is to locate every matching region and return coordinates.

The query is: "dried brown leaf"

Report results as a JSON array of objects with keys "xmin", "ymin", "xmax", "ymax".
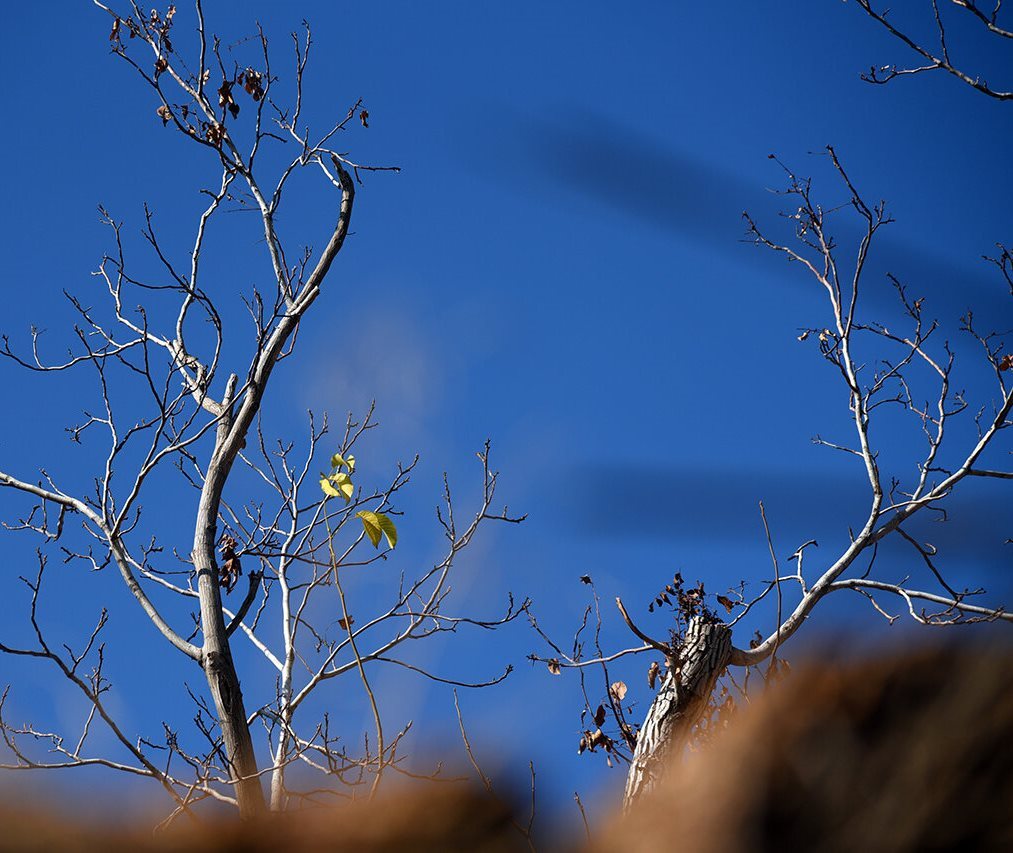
[
  {"xmin": 647, "ymin": 660, "xmax": 661, "ymax": 690},
  {"xmin": 609, "ymin": 680, "xmax": 627, "ymax": 702},
  {"xmin": 593, "ymin": 705, "xmax": 606, "ymax": 727},
  {"xmin": 547, "ymin": 658, "xmax": 561, "ymax": 676},
  {"xmin": 205, "ymin": 121, "xmax": 225, "ymax": 147},
  {"xmin": 242, "ymin": 68, "xmax": 264, "ymax": 101},
  {"xmin": 716, "ymin": 594, "xmax": 735, "ymax": 614},
  {"xmin": 218, "ymin": 535, "xmax": 242, "ymax": 593},
  {"xmin": 359, "ymin": 109, "xmax": 369, "ymax": 128}
]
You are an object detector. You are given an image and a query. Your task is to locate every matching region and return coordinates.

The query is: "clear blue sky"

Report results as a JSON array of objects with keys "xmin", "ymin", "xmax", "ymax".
[{"xmin": 0, "ymin": 0, "xmax": 1010, "ymax": 833}]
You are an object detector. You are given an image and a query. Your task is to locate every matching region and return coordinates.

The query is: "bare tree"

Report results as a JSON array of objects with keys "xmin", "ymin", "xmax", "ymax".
[
  {"xmin": 0, "ymin": 2, "xmax": 523, "ymax": 822},
  {"xmin": 529, "ymin": 3, "xmax": 1012, "ymax": 811}
]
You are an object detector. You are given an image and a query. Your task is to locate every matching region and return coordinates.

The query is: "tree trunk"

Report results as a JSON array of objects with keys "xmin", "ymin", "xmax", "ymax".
[
  {"xmin": 192, "ymin": 399, "xmax": 266, "ymax": 817},
  {"xmin": 622, "ymin": 617, "xmax": 732, "ymax": 810},
  {"xmin": 194, "ymin": 532, "xmax": 265, "ymax": 816}
]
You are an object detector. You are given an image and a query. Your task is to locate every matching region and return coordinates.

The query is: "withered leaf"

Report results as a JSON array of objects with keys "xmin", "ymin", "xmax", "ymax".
[
  {"xmin": 337, "ymin": 615, "xmax": 354, "ymax": 631},
  {"xmin": 750, "ymin": 629, "xmax": 763, "ymax": 650},
  {"xmin": 154, "ymin": 57, "xmax": 168, "ymax": 76},
  {"xmin": 110, "ymin": 17, "xmax": 121, "ymax": 41},
  {"xmin": 156, "ymin": 105, "xmax": 172, "ymax": 126},
  {"xmin": 547, "ymin": 658, "xmax": 561, "ymax": 676},
  {"xmin": 242, "ymin": 68, "xmax": 264, "ymax": 101},
  {"xmin": 593, "ymin": 704, "xmax": 606, "ymax": 727},
  {"xmin": 999, "ymin": 354, "xmax": 1012, "ymax": 371},
  {"xmin": 228, "ymin": 102, "xmax": 240, "ymax": 119},
  {"xmin": 767, "ymin": 657, "xmax": 791, "ymax": 682},
  {"xmin": 359, "ymin": 109, "xmax": 369, "ymax": 128},
  {"xmin": 579, "ymin": 574, "xmax": 592, "ymax": 585},
  {"xmin": 578, "ymin": 734, "xmax": 587, "ymax": 755},
  {"xmin": 609, "ymin": 680, "xmax": 627, "ymax": 702},
  {"xmin": 218, "ymin": 534, "xmax": 242, "ymax": 593},
  {"xmin": 205, "ymin": 121, "xmax": 225, "ymax": 147},
  {"xmin": 716, "ymin": 594, "xmax": 735, "ymax": 614},
  {"xmin": 647, "ymin": 660, "xmax": 661, "ymax": 690}
]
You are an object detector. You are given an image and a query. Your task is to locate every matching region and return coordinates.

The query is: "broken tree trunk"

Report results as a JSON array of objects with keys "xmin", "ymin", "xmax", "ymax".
[{"xmin": 622, "ymin": 617, "xmax": 732, "ymax": 810}]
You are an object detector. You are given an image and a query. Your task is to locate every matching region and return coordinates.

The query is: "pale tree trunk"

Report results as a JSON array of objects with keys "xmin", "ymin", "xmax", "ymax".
[
  {"xmin": 622, "ymin": 618, "xmax": 732, "ymax": 810},
  {"xmin": 192, "ymin": 393, "xmax": 266, "ymax": 817}
]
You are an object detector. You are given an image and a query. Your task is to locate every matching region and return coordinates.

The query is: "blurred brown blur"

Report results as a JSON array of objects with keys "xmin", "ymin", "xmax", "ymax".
[
  {"xmin": 2, "ymin": 644, "xmax": 1010, "ymax": 851},
  {"xmin": 598, "ymin": 643, "xmax": 1013, "ymax": 853},
  {"xmin": 0, "ymin": 784, "xmax": 524, "ymax": 853}
]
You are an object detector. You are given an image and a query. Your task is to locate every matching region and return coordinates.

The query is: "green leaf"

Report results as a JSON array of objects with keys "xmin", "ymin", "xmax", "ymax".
[
  {"xmin": 320, "ymin": 471, "xmax": 354, "ymax": 502},
  {"xmin": 330, "ymin": 452, "xmax": 356, "ymax": 472},
  {"xmin": 357, "ymin": 510, "xmax": 397, "ymax": 549}
]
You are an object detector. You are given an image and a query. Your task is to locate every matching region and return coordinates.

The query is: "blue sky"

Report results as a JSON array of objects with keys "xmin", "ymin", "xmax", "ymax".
[{"xmin": 1, "ymin": 0, "xmax": 1010, "ymax": 833}]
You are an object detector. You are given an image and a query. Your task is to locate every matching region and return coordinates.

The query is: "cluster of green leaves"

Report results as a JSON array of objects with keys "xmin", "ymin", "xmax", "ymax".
[{"xmin": 320, "ymin": 452, "xmax": 397, "ymax": 550}]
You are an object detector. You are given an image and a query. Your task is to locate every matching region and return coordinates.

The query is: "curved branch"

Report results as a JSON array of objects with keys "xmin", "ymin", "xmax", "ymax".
[
  {"xmin": 0, "ymin": 472, "xmax": 200, "ymax": 661},
  {"xmin": 226, "ymin": 571, "xmax": 263, "ymax": 638},
  {"xmin": 373, "ymin": 657, "xmax": 514, "ymax": 688},
  {"xmin": 615, "ymin": 597, "xmax": 672, "ymax": 656},
  {"xmin": 854, "ymin": 0, "xmax": 1013, "ymax": 100},
  {"xmin": 828, "ymin": 578, "xmax": 1012, "ymax": 623}
]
